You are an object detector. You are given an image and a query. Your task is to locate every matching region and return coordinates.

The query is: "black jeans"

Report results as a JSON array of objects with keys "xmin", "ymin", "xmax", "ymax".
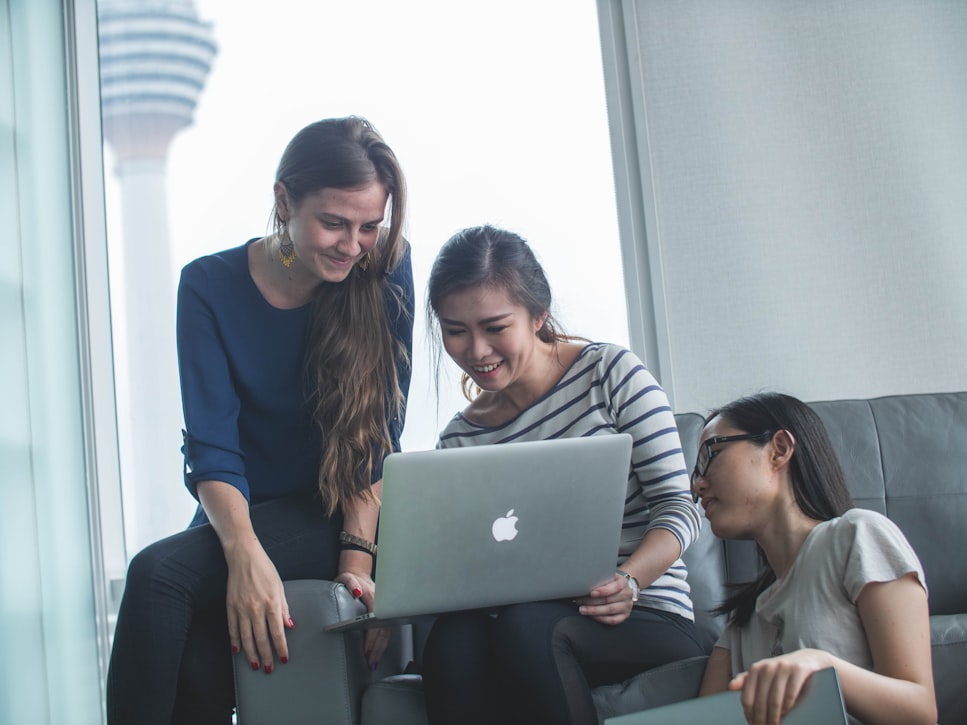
[
  {"xmin": 106, "ymin": 491, "xmax": 340, "ymax": 725},
  {"xmin": 422, "ymin": 600, "xmax": 704, "ymax": 725}
]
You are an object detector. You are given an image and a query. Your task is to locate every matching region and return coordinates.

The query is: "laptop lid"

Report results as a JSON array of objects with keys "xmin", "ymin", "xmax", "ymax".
[
  {"xmin": 603, "ymin": 667, "xmax": 848, "ymax": 725},
  {"xmin": 325, "ymin": 434, "xmax": 632, "ymax": 632}
]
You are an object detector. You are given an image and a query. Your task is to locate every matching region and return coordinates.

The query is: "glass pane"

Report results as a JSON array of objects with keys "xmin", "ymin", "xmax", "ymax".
[{"xmin": 1, "ymin": 0, "xmax": 103, "ymax": 721}]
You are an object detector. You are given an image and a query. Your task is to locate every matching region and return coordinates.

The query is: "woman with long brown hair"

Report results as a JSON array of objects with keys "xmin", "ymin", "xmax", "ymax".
[{"xmin": 107, "ymin": 116, "xmax": 412, "ymax": 724}]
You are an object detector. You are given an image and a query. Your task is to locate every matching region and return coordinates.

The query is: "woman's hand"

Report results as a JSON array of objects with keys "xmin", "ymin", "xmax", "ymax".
[
  {"xmin": 575, "ymin": 572, "xmax": 635, "ymax": 625},
  {"xmin": 335, "ymin": 568, "xmax": 392, "ymax": 668},
  {"xmin": 196, "ymin": 480, "xmax": 294, "ymax": 673},
  {"xmin": 728, "ymin": 648, "xmax": 832, "ymax": 725},
  {"xmin": 224, "ymin": 539, "xmax": 294, "ymax": 674},
  {"xmin": 339, "ymin": 480, "xmax": 388, "ymax": 668},
  {"xmin": 335, "ymin": 568, "xmax": 376, "ymax": 609}
]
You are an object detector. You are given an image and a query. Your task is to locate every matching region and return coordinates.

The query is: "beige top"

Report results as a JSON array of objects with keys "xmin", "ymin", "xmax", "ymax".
[{"xmin": 717, "ymin": 508, "xmax": 926, "ymax": 674}]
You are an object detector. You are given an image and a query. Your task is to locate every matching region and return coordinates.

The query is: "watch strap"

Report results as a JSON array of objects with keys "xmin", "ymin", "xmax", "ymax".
[{"xmin": 616, "ymin": 568, "xmax": 640, "ymax": 603}]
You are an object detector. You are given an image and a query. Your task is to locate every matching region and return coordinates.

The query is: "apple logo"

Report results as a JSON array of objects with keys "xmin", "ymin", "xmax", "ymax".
[{"xmin": 492, "ymin": 509, "xmax": 519, "ymax": 542}]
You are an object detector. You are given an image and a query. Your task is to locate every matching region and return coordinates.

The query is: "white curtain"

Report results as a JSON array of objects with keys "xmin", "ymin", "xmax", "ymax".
[{"xmin": 0, "ymin": 0, "xmax": 113, "ymax": 721}]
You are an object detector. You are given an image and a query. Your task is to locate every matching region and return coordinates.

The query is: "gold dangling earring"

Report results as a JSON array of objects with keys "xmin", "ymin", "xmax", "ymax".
[
  {"xmin": 278, "ymin": 224, "xmax": 296, "ymax": 268},
  {"xmin": 358, "ymin": 252, "xmax": 371, "ymax": 271}
]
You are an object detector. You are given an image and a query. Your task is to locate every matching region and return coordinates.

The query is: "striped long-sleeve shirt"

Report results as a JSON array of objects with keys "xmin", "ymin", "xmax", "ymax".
[{"xmin": 437, "ymin": 342, "xmax": 701, "ymax": 620}]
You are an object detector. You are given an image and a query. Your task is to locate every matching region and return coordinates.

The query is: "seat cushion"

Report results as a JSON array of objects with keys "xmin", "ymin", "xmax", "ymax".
[
  {"xmin": 362, "ymin": 674, "xmax": 428, "ymax": 725},
  {"xmin": 591, "ymin": 655, "xmax": 708, "ymax": 722},
  {"xmin": 930, "ymin": 614, "xmax": 967, "ymax": 725}
]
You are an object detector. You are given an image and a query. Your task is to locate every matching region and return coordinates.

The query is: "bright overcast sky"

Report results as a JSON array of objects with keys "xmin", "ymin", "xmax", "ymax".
[{"xmin": 103, "ymin": 0, "xmax": 629, "ymax": 462}]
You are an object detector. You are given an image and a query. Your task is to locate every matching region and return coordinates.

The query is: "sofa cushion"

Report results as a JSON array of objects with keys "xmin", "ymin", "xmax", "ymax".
[
  {"xmin": 362, "ymin": 674, "xmax": 428, "ymax": 725},
  {"xmin": 869, "ymin": 393, "xmax": 967, "ymax": 615},
  {"xmin": 929, "ymin": 613, "xmax": 967, "ymax": 725},
  {"xmin": 591, "ymin": 655, "xmax": 708, "ymax": 722}
]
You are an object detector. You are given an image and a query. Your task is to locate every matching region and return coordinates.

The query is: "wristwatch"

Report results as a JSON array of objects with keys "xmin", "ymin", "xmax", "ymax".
[{"xmin": 616, "ymin": 569, "xmax": 640, "ymax": 603}]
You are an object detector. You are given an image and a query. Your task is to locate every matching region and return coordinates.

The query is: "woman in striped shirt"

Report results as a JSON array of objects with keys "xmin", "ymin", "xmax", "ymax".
[{"xmin": 419, "ymin": 225, "xmax": 704, "ymax": 725}]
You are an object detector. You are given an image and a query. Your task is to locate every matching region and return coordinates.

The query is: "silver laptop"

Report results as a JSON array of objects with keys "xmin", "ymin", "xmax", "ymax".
[
  {"xmin": 325, "ymin": 433, "xmax": 633, "ymax": 632},
  {"xmin": 604, "ymin": 666, "xmax": 849, "ymax": 725}
]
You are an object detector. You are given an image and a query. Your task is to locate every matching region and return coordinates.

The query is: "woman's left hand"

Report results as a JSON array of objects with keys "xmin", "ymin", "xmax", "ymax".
[
  {"xmin": 728, "ymin": 648, "xmax": 833, "ymax": 725},
  {"xmin": 575, "ymin": 572, "xmax": 635, "ymax": 625}
]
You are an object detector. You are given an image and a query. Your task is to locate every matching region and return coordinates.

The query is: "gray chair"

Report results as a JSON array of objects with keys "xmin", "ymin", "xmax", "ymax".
[
  {"xmin": 234, "ymin": 392, "xmax": 967, "ymax": 725},
  {"xmin": 233, "ymin": 580, "xmax": 412, "ymax": 725}
]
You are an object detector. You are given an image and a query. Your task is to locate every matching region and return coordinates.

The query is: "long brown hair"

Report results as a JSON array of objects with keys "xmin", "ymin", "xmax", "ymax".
[{"xmin": 273, "ymin": 117, "xmax": 409, "ymax": 515}]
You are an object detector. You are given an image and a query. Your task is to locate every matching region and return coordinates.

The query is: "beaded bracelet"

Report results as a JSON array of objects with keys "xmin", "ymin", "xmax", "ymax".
[{"xmin": 339, "ymin": 530, "xmax": 378, "ymax": 556}]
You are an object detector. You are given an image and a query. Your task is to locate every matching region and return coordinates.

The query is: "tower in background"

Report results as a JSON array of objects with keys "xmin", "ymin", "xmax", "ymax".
[{"xmin": 98, "ymin": 0, "xmax": 216, "ymax": 555}]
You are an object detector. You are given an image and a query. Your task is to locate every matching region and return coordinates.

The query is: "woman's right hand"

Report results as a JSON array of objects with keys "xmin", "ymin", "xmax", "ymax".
[
  {"xmin": 224, "ymin": 537, "xmax": 294, "ymax": 673},
  {"xmin": 196, "ymin": 480, "xmax": 295, "ymax": 673},
  {"xmin": 728, "ymin": 648, "xmax": 833, "ymax": 725},
  {"xmin": 576, "ymin": 573, "xmax": 635, "ymax": 625}
]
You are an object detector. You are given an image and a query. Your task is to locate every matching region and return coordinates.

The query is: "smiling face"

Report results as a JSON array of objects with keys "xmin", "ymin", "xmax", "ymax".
[
  {"xmin": 436, "ymin": 284, "xmax": 547, "ymax": 394},
  {"xmin": 692, "ymin": 415, "xmax": 782, "ymax": 539},
  {"xmin": 276, "ymin": 180, "xmax": 388, "ymax": 283}
]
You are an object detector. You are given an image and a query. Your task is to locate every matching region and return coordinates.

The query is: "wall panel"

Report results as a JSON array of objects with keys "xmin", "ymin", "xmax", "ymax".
[{"xmin": 599, "ymin": 0, "xmax": 967, "ymax": 412}]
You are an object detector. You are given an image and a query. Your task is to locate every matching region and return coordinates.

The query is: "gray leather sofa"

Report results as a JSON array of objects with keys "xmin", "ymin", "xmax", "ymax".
[{"xmin": 233, "ymin": 392, "xmax": 967, "ymax": 724}]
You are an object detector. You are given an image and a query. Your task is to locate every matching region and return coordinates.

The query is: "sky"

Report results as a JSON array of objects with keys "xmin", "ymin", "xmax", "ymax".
[{"xmin": 102, "ymin": 0, "xmax": 629, "ymax": 547}]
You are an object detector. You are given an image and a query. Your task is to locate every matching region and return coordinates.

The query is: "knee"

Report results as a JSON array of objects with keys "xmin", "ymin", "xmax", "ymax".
[
  {"xmin": 123, "ymin": 540, "xmax": 170, "ymax": 593},
  {"xmin": 121, "ymin": 536, "xmax": 206, "ymax": 604},
  {"xmin": 491, "ymin": 604, "xmax": 560, "ymax": 668},
  {"xmin": 492, "ymin": 602, "xmax": 561, "ymax": 648},
  {"xmin": 423, "ymin": 613, "xmax": 490, "ymax": 672}
]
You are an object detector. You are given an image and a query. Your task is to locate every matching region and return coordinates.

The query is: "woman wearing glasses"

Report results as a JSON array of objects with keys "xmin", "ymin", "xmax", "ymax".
[
  {"xmin": 691, "ymin": 393, "xmax": 936, "ymax": 725},
  {"xmin": 107, "ymin": 117, "xmax": 412, "ymax": 724}
]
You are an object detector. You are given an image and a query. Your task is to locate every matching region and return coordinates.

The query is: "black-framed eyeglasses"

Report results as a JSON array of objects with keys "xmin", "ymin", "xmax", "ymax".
[{"xmin": 690, "ymin": 431, "xmax": 774, "ymax": 503}]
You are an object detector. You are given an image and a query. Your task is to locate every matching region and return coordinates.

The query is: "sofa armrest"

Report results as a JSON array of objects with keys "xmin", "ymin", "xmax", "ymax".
[
  {"xmin": 591, "ymin": 655, "xmax": 709, "ymax": 722},
  {"xmin": 930, "ymin": 613, "xmax": 967, "ymax": 725},
  {"xmin": 233, "ymin": 579, "xmax": 410, "ymax": 725}
]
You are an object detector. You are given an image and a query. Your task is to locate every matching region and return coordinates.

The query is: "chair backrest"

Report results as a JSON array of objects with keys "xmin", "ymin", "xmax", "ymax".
[
  {"xmin": 677, "ymin": 393, "xmax": 967, "ymax": 725},
  {"xmin": 811, "ymin": 393, "xmax": 967, "ymax": 616},
  {"xmin": 679, "ymin": 392, "xmax": 967, "ymax": 623}
]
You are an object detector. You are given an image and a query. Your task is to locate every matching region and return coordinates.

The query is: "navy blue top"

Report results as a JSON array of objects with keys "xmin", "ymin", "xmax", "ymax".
[{"xmin": 176, "ymin": 239, "xmax": 414, "ymax": 526}]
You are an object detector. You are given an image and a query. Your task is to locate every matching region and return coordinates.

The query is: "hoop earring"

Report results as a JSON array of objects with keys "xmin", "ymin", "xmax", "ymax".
[
  {"xmin": 358, "ymin": 252, "xmax": 371, "ymax": 271},
  {"xmin": 278, "ymin": 224, "xmax": 296, "ymax": 268}
]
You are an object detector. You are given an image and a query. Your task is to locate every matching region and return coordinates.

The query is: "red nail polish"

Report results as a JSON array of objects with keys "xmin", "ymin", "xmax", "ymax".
[
  {"xmin": 250, "ymin": 661, "xmax": 259, "ymax": 671},
  {"xmin": 352, "ymin": 587, "xmax": 363, "ymax": 598},
  {"xmin": 231, "ymin": 645, "xmax": 239, "ymax": 655},
  {"xmin": 264, "ymin": 664, "xmax": 273, "ymax": 674},
  {"xmin": 280, "ymin": 656, "xmax": 288, "ymax": 664}
]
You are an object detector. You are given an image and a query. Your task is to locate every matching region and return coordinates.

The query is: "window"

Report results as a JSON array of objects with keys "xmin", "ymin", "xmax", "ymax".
[
  {"xmin": 98, "ymin": 0, "xmax": 627, "ymax": 564},
  {"xmin": 2, "ymin": 0, "xmax": 110, "ymax": 721}
]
